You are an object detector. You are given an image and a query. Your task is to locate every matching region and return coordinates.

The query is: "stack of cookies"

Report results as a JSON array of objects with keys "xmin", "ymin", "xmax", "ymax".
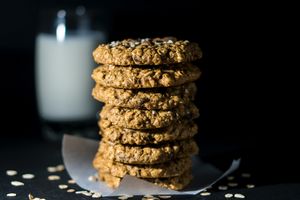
[{"xmin": 91, "ymin": 37, "xmax": 202, "ymax": 190}]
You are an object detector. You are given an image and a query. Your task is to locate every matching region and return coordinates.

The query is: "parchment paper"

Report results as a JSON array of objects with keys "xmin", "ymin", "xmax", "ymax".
[{"xmin": 62, "ymin": 134, "xmax": 240, "ymax": 196}]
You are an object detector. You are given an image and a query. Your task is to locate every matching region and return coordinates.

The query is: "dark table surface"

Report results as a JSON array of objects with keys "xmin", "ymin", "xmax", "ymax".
[{"xmin": 1, "ymin": 136, "xmax": 300, "ymax": 200}]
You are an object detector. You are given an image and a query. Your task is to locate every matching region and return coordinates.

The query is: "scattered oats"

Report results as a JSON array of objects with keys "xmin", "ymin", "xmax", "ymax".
[
  {"xmin": 67, "ymin": 189, "xmax": 75, "ymax": 193},
  {"xmin": 227, "ymin": 176, "xmax": 235, "ymax": 180},
  {"xmin": 92, "ymin": 192, "xmax": 102, "ymax": 198},
  {"xmin": 28, "ymin": 194, "xmax": 46, "ymax": 200},
  {"xmin": 228, "ymin": 182, "xmax": 238, "ymax": 187},
  {"xmin": 48, "ymin": 175, "xmax": 60, "ymax": 181},
  {"xmin": 246, "ymin": 184, "xmax": 255, "ymax": 188},
  {"xmin": 241, "ymin": 173, "xmax": 251, "ymax": 178},
  {"xmin": 225, "ymin": 193, "xmax": 233, "ymax": 198},
  {"xmin": 234, "ymin": 193, "xmax": 245, "ymax": 198},
  {"xmin": 82, "ymin": 191, "xmax": 92, "ymax": 196},
  {"xmin": 56, "ymin": 164, "xmax": 65, "ymax": 172},
  {"xmin": 68, "ymin": 179, "xmax": 76, "ymax": 184},
  {"xmin": 28, "ymin": 193, "xmax": 34, "ymax": 200},
  {"xmin": 218, "ymin": 185, "xmax": 228, "ymax": 190},
  {"xmin": 159, "ymin": 195, "xmax": 172, "ymax": 199},
  {"xmin": 58, "ymin": 184, "xmax": 68, "ymax": 189},
  {"xmin": 91, "ymin": 191, "xmax": 101, "ymax": 195},
  {"xmin": 88, "ymin": 175, "xmax": 97, "ymax": 182},
  {"xmin": 75, "ymin": 190, "xmax": 84, "ymax": 194},
  {"xmin": 11, "ymin": 181, "xmax": 24, "ymax": 186},
  {"xmin": 200, "ymin": 192, "xmax": 211, "ymax": 196},
  {"xmin": 118, "ymin": 196, "xmax": 128, "ymax": 200},
  {"xmin": 6, "ymin": 170, "xmax": 17, "ymax": 176},
  {"xmin": 47, "ymin": 166, "xmax": 57, "ymax": 173},
  {"xmin": 6, "ymin": 193, "xmax": 17, "ymax": 197},
  {"xmin": 22, "ymin": 174, "xmax": 35, "ymax": 179}
]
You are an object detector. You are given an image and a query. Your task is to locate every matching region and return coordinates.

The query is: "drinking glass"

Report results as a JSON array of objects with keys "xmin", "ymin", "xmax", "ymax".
[{"xmin": 35, "ymin": 6, "xmax": 107, "ymax": 141}]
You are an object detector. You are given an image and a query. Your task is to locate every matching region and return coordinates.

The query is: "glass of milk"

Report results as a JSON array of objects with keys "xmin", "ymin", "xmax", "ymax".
[{"xmin": 35, "ymin": 6, "xmax": 107, "ymax": 141}]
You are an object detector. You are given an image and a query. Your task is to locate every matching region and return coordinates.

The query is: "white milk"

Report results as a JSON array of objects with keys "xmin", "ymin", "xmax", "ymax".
[{"xmin": 35, "ymin": 32, "xmax": 105, "ymax": 121}]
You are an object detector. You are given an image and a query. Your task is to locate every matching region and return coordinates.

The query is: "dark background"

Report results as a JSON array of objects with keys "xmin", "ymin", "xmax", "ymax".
[{"xmin": 0, "ymin": 0, "xmax": 298, "ymax": 192}]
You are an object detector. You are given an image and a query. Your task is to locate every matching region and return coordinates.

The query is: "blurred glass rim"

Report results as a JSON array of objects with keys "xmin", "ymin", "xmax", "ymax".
[
  {"xmin": 37, "ymin": 5, "xmax": 108, "ymax": 17},
  {"xmin": 37, "ymin": 5, "xmax": 110, "ymax": 33}
]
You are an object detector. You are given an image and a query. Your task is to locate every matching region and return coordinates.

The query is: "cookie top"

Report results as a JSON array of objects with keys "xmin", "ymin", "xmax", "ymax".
[
  {"xmin": 93, "ymin": 37, "xmax": 202, "ymax": 65},
  {"xmin": 92, "ymin": 82, "xmax": 197, "ymax": 110},
  {"xmin": 91, "ymin": 63, "xmax": 201, "ymax": 89},
  {"xmin": 99, "ymin": 103, "xmax": 199, "ymax": 129},
  {"xmin": 98, "ymin": 169, "xmax": 192, "ymax": 190},
  {"xmin": 99, "ymin": 119, "xmax": 198, "ymax": 145},
  {"xmin": 97, "ymin": 139, "xmax": 199, "ymax": 165},
  {"xmin": 93, "ymin": 153, "xmax": 192, "ymax": 178}
]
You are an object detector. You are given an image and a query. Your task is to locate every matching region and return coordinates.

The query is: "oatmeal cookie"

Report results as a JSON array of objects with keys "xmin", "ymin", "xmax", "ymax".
[
  {"xmin": 92, "ymin": 82, "xmax": 197, "ymax": 110},
  {"xmin": 93, "ymin": 154, "xmax": 192, "ymax": 178},
  {"xmin": 97, "ymin": 139, "xmax": 199, "ymax": 165},
  {"xmin": 99, "ymin": 103, "xmax": 199, "ymax": 129},
  {"xmin": 98, "ymin": 169, "xmax": 192, "ymax": 190},
  {"xmin": 99, "ymin": 119, "xmax": 198, "ymax": 145},
  {"xmin": 91, "ymin": 63, "xmax": 201, "ymax": 89},
  {"xmin": 93, "ymin": 37, "xmax": 202, "ymax": 65}
]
